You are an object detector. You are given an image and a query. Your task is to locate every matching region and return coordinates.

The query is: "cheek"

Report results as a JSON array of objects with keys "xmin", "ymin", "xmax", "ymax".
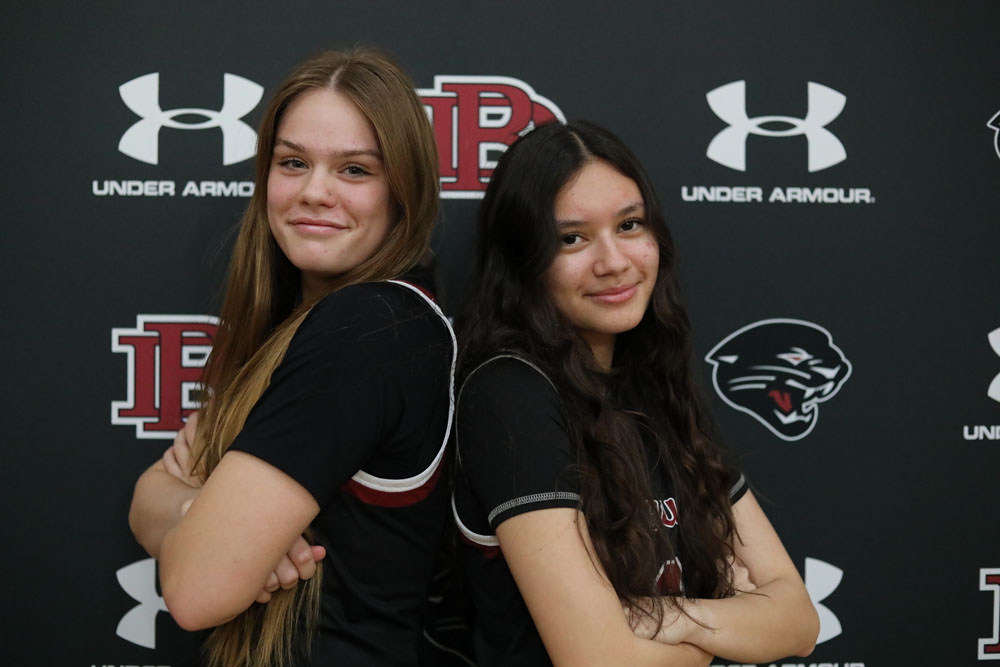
[
  {"xmin": 376, "ymin": 183, "xmax": 396, "ymax": 222},
  {"xmin": 544, "ymin": 258, "xmax": 579, "ymax": 304},
  {"xmin": 639, "ymin": 238, "xmax": 660, "ymax": 275},
  {"xmin": 358, "ymin": 183, "xmax": 395, "ymax": 230},
  {"xmin": 266, "ymin": 173, "xmax": 292, "ymax": 214}
]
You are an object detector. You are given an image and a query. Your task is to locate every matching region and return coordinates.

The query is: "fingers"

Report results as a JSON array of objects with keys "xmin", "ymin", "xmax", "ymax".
[
  {"xmin": 286, "ymin": 536, "xmax": 322, "ymax": 582},
  {"xmin": 264, "ymin": 570, "xmax": 280, "ymax": 593},
  {"xmin": 729, "ymin": 555, "xmax": 756, "ymax": 593},
  {"xmin": 162, "ymin": 446, "xmax": 184, "ymax": 480},
  {"xmin": 185, "ymin": 410, "xmax": 199, "ymax": 436},
  {"xmin": 275, "ymin": 555, "xmax": 300, "ymax": 590},
  {"xmin": 257, "ymin": 570, "xmax": 277, "ymax": 603},
  {"xmin": 165, "ymin": 413, "xmax": 204, "ymax": 487},
  {"xmin": 256, "ymin": 537, "xmax": 327, "ymax": 604},
  {"xmin": 173, "ymin": 431, "xmax": 191, "ymax": 465},
  {"xmin": 173, "ymin": 419, "xmax": 193, "ymax": 468},
  {"xmin": 162, "ymin": 444, "xmax": 200, "ymax": 488}
]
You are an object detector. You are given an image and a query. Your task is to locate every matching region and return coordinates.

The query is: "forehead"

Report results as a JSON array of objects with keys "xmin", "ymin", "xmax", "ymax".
[
  {"xmin": 554, "ymin": 160, "xmax": 643, "ymax": 220},
  {"xmin": 276, "ymin": 88, "xmax": 380, "ymax": 152}
]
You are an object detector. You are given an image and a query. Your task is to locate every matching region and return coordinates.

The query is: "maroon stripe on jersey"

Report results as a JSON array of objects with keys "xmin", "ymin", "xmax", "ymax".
[
  {"xmin": 459, "ymin": 533, "xmax": 502, "ymax": 559},
  {"xmin": 394, "ymin": 279, "xmax": 437, "ymax": 304},
  {"xmin": 342, "ymin": 461, "xmax": 444, "ymax": 508}
]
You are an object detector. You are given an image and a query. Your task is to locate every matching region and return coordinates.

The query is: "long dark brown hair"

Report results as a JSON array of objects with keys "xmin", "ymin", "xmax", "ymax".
[
  {"xmin": 190, "ymin": 48, "xmax": 440, "ymax": 667},
  {"xmin": 459, "ymin": 121, "xmax": 738, "ymax": 623}
]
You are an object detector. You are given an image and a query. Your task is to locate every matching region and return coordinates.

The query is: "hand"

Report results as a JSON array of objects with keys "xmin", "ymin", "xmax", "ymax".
[
  {"xmin": 730, "ymin": 555, "xmax": 756, "ymax": 594},
  {"xmin": 255, "ymin": 535, "xmax": 327, "ymax": 603},
  {"xmin": 624, "ymin": 598, "xmax": 689, "ymax": 645},
  {"xmin": 163, "ymin": 412, "xmax": 203, "ymax": 488}
]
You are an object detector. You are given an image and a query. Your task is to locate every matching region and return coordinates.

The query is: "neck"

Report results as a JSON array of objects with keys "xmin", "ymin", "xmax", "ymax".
[
  {"xmin": 584, "ymin": 333, "xmax": 615, "ymax": 371},
  {"xmin": 300, "ymin": 274, "xmax": 336, "ymax": 304}
]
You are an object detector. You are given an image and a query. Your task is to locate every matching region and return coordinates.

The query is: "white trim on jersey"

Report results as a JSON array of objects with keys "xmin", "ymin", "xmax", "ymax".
[
  {"xmin": 453, "ymin": 353, "xmax": 556, "ymax": 469},
  {"xmin": 451, "ymin": 494, "xmax": 499, "ymax": 548},
  {"xmin": 348, "ymin": 279, "xmax": 457, "ymax": 493}
]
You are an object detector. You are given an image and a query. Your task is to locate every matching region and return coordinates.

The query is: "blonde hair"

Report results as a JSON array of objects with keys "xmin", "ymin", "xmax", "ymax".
[{"xmin": 191, "ymin": 48, "xmax": 439, "ymax": 667}]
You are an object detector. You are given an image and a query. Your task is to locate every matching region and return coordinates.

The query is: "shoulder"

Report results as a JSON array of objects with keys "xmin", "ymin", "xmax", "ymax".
[
  {"xmin": 457, "ymin": 354, "xmax": 569, "ymax": 457},
  {"xmin": 460, "ymin": 355, "xmax": 558, "ymax": 404},
  {"xmin": 302, "ymin": 280, "xmax": 451, "ymax": 347},
  {"xmin": 310, "ymin": 280, "xmax": 441, "ymax": 322},
  {"xmin": 455, "ymin": 355, "xmax": 580, "ymax": 527}
]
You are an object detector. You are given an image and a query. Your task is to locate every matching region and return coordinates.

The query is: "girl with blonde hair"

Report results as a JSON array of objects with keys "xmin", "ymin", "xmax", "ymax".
[{"xmin": 129, "ymin": 48, "xmax": 455, "ymax": 667}]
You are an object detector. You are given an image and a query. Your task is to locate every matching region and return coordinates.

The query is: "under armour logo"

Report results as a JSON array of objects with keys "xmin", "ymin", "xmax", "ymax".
[
  {"xmin": 989, "ymin": 327, "xmax": 1000, "ymax": 404},
  {"xmin": 119, "ymin": 72, "xmax": 263, "ymax": 165},
  {"xmin": 706, "ymin": 80, "xmax": 846, "ymax": 172},
  {"xmin": 116, "ymin": 558, "xmax": 167, "ymax": 649},
  {"xmin": 804, "ymin": 556, "xmax": 843, "ymax": 644},
  {"xmin": 988, "ymin": 111, "xmax": 1000, "ymax": 161}
]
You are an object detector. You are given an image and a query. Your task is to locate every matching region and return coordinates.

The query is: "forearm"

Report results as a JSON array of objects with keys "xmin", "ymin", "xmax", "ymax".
[
  {"xmin": 548, "ymin": 629, "xmax": 713, "ymax": 667},
  {"xmin": 680, "ymin": 579, "xmax": 818, "ymax": 662},
  {"xmin": 155, "ymin": 452, "xmax": 321, "ymax": 631},
  {"xmin": 128, "ymin": 462, "xmax": 199, "ymax": 559},
  {"xmin": 626, "ymin": 637, "xmax": 715, "ymax": 667}
]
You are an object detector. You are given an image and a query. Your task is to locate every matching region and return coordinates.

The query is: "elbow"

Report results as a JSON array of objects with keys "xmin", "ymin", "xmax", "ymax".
[
  {"xmin": 128, "ymin": 478, "xmax": 146, "ymax": 545},
  {"xmin": 166, "ymin": 601, "xmax": 216, "ymax": 632},
  {"xmin": 128, "ymin": 469, "xmax": 160, "ymax": 556},
  {"xmin": 127, "ymin": 497, "xmax": 144, "ymax": 546},
  {"xmin": 795, "ymin": 639, "xmax": 817, "ymax": 658},
  {"xmin": 161, "ymin": 574, "xmax": 215, "ymax": 631},
  {"xmin": 128, "ymin": 501, "xmax": 157, "ymax": 559},
  {"xmin": 795, "ymin": 640, "xmax": 817, "ymax": 658},
  {"xmin": 160, "ymin": 567, "xmax": 240, "ymax": 631},
  {"xmin": 792, "ymin": 603, "xmax": 821, "ymax": 657}
]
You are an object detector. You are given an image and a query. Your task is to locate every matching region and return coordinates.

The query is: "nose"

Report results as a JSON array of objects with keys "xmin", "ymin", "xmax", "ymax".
[
  {"xmin": 300, "ymin": 169, "xmax": 338, "ymax": 208},
  {"xmin": 593, "ymin": 236, "xmax": 630, "ymax": 276}
]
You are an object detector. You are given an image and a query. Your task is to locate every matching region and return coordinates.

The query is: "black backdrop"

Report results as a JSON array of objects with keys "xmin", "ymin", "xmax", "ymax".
[{"xmin": 2, "ymin": 2, "xmax": 999, "ymax": 665}]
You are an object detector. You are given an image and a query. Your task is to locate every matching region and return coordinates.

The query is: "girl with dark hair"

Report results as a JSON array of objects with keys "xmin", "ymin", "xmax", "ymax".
[
  {"xmin": 128, "ymin": 49, "xmax": 455, "ymax": 667},
  {"xmin": 452, "ymin": 120, "xmax": 819, "ymax": 665}
]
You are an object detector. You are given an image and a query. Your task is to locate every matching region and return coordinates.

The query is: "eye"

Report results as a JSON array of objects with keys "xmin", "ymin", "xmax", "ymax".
[
  {"xmin": 344, "ymin": 164, "xmax": 371, "ymax": 177},
  {"xmin": 560, "ymin": 233, "xmax": 583, "ymax": 246},
  {"xmin": 619, "ymin": 218, "xmax": 644, "ymax": 232},
  {"xmin": 277, "ymin": 157, "xmax": 307, "ymax": 170}
]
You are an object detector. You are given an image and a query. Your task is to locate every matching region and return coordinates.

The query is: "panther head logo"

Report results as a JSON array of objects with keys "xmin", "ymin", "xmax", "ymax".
[{"xmin": 705, "ymin": 319, "xmax": 851, "ymax": 441}]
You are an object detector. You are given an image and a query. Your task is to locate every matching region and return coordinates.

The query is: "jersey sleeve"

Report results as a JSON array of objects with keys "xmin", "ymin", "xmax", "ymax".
[
  {"xmin": 729, "ymin": 470, "xmax": 748, "ymax": 504},
  {"xmin": 456, "ymin": 356, "xmax": 581, "ymax": 529},
  {"xmin": 228, "ymin": 282, "xmax": 449, "ymax": 508}
]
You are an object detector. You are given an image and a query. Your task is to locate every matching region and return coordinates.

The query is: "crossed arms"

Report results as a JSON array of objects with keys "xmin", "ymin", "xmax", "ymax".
[{"xmin": 497, "ymin": 491, "xmax": 819, "ymax": 666}]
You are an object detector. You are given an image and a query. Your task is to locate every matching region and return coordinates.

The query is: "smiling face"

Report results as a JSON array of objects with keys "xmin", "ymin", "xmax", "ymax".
[
  {"xmin": 267, "ymin": 88, "xmax": 395, "ymax": 300},
  {"xmin": 545, "ymin": 160, "xmax": 660, "ymax": 368}
]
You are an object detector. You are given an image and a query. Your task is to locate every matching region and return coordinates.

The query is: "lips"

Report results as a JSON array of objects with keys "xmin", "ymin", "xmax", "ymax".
[
  {"xmin": 290, "ymin": 217, "xmax": 348, "ymax": 233},
  {"xmin": 587, "ymin": 284, "xmax": 638, "ymax": 304}
]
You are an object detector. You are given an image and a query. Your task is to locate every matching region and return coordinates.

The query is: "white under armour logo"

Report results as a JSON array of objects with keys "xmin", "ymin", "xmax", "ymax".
[
  {"xmin": 988, "ymin": 111, "xmax": 1000, "ymax": 161},
  {"xmin": 989, "ymin": 327, "xmax": 1000, "ymax": 403},
  {"xmin": 804, "ymin": 556, "xmax": 843, "ymax": 644},
  {"xmin": 116, "ymin": 558, "xmax": 167, "ymax": 649},
  {"xmin": 119, "ymin": 72, "xmax": 263, "ymax": 165},
  {"xmin": 706, "ymin": 80, "xmax": 846, "ymax": 172}
]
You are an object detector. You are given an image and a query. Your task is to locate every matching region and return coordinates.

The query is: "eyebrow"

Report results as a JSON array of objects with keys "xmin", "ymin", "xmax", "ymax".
[
  {"xmin": 555, "ymin": 201, "xmax": 645, "ymax": 229},
  {"xmin": 274, "ymin": 138, "xmax": 382, "ymax": 160}
]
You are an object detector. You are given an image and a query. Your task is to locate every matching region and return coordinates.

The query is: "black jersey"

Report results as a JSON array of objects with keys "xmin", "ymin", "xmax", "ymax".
[
  {"xmin": 452, "ymin": 355, "xmax": 746, "ymax": 666},
  {"xmin": 229, "ymin": 279, "xmax": 456, "ymax": 666}
]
